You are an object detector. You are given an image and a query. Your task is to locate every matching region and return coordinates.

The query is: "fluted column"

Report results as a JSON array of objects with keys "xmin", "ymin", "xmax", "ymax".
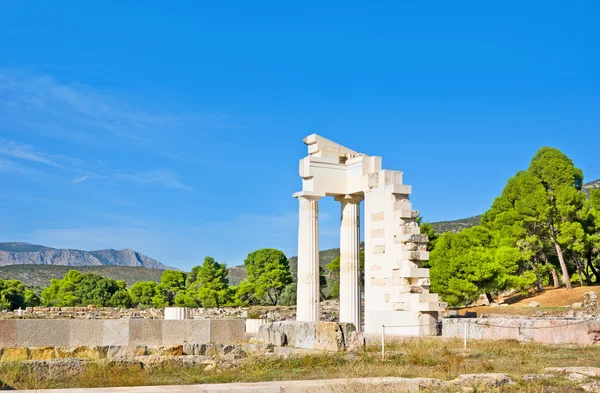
[
  {"xmin": 295, "ymin": 192, "xmax": 322, "ymax": 322},
  {"xmin": 336, "ymin": 194, "xmax": 363, "ymax": 331}
]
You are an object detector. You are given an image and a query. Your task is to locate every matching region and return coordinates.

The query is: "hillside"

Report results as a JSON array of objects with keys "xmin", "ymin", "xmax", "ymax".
[
  {"xmin": 0, "ymin": 265, "xmax": 164, "ymax": 288},
  {"xmin": 429, "ymin": 215, "xmax": 481, "ymax": 234},
  {"xmin": 583, "ymin": 178, "xmax": 600, "ymax": 195},
  {"xmin": 0, "ymin": 242, "xmax": 170, "ymax": 270}
]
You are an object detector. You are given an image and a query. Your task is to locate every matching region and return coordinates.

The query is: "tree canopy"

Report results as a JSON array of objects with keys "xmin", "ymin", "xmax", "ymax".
[
  {"xmin": 430, "ymin": 146, "xmax": 598, "ymax": 305},
  {"xmin": 237, "ymin": 248, "xmax": 293, "ymax": 306}
]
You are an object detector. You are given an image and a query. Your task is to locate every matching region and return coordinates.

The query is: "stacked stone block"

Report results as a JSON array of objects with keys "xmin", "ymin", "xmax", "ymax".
[{"xmin": 364, "ymin": 170, "xmax": 443, "ymax": 335}]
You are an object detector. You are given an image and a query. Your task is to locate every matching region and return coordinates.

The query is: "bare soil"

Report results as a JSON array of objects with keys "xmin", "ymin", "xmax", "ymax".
[{"xmin": 458, "ymin": 286, "xmax": 600, "ymax": 317}]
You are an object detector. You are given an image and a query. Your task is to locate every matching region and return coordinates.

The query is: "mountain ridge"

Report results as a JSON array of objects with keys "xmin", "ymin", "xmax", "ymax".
[{"xmin": 0, "ymin": 242, "xmax": 170, "ymax": 270}]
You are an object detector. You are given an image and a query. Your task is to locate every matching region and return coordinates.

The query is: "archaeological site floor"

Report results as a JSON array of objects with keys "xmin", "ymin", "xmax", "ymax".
[{"xmin": 2, "ymin": 338, "xmax": 600, "ymax": 392}]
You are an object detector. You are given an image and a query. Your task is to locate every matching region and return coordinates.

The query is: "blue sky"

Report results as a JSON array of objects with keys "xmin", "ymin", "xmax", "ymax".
[{"xmin": 0, "ymin": 1, "xmax": 598, "ymax": 270}]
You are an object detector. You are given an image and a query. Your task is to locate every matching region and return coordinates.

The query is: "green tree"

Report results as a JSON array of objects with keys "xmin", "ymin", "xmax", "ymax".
[
  {"xmin": 0, "ymin": 278, "xmax": 29, "ymax": 310},
  {"xmin": 238, "ymin": 248, "xmax": 293, "ymax": 305},
  {"xmin": 187, "ymin": 256, "xmax": 230, "ymax": 308},
  {"xmin": 325, "ymin": 256, "xmax": 341, "ymax": 300},
  {"xmin": 155, "ymin": 270, "xmax": 187, "ymax": 306},
  {"xmin": 129, "ymin": 281, "xmax": 159, "ymax": 307},
  {"xmin": 528, "ymin": 147, "xmax": 585, "ymax": 289},
  {"xmin": 41, "ymin": 271, "xmax": 81, "ymax": 306},
  {"xmin": 24, "ymin": 289, "xmax": 41, "ymax": 307},
  {"xmin": 110, "ymin": 289, "xmax": 133, "ymax": 308},
  {"xmin": 74, "ymin": 274, "xmax": 120, "ymax": 306},
  {"xmin": 481, "ymin": 170, "xmax": 554, "ymax": 290},
  {"xmin": 278, "ymin": 282, "xmax": 297, "ymax": 306},
  {"xmin": 429, "ymin": 226, "xmax": 535, "ymax": 306}
]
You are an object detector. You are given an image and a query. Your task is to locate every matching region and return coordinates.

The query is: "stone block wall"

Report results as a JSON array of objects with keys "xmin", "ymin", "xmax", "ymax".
[
  {"xmin": 0, "ymin": 319, "xmax": 246, "ymax": 349},
  {"xmin": 258, "ymin": 321, "xmax": 365, "ymax": 352},
  {"xmin": 442, "ymin": 318, "xmax": 600, "ymax": 345}
]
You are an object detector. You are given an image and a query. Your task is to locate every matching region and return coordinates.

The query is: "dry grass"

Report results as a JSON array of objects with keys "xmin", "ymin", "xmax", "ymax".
[{"xmin": 1, "ymin": 339, "xmax": 599, "ymax": 390}]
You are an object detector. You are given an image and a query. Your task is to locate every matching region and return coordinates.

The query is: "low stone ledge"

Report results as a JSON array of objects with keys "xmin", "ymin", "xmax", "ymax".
[
  {"xmin": 442, "ymin": 317, "xmax": 600, "ymax": 345},
  {"xmin": 258, "ymin": 321, "xmax": 365, "ymax": 352},
  {"xmin": 0, "ymin": 344, "xmax": 248, "ymax": 362}
]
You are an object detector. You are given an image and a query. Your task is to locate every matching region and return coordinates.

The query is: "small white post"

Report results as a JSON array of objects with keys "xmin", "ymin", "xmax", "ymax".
[
  {"xmin": 463, "ymin": 320, "xmax": 468, "ymax": 350},
  {"xmin": 381, "ymin": 325, "xmax": 385, "ymax": 360}
]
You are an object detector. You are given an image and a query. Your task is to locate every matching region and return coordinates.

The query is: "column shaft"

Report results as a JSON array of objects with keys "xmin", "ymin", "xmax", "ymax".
[
  {"xmin": 296, "ymin": 195, "xmax": 320, "ymax": 322},
  {"xmin": 338, "ymin": 194, "xmax": 362, "ymax": 331}
]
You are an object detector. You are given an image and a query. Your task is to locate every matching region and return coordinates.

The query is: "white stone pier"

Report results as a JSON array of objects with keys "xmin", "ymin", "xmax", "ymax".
[
  {"xmin": 294, "ymin": 191, "xmax": 322, "ymax": 322},
  {"xmin": 337, "ymin": 194, "xmax": 362, "ymax": 331}
]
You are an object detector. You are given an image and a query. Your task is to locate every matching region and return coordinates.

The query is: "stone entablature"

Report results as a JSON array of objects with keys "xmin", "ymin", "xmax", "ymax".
[{"xmin": 294, "ymin": 134, "xmax": 445, "ymax": 335}]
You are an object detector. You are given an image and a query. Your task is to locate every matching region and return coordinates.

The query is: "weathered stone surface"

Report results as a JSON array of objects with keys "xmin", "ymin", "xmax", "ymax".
[
  {"xmin": 295, "ymin": 321, "xmax": 316, "ymax": 349},
  {"xmin": 443, "ymin": 318, "xmax": 600, "ymax": 345},
  {"xmin": 107, "ymin": 345, "xmax": 135, "ymax": 359},
  {"xmin": 521, "ymin": 374, "xmax": 553, "ymax": 381},
  {"xmin": 224, "ymin": 347, "xmax": 247, "ymax": 361},
  {"xmin": 314, "ymin": 322, "xmax": 344, "ymax": 352},
  {"xmin": 451, "ymin": 373, "xmax": 514, "ymax": 387},
  {"xmin": 103, "ymin": 320, "xmax": 129, "ymax": 346},
  {"xmin": 259, "ymin": 321, "xmax": 364, "ymax": 352},
  {"xmin": 129, "ymin": 319, "xmax": 162, "ymax": 346},
  {"xmin": 156, "ymin": 345, "xmax": 184, "ymax": 356},
  {"xmin": 188, "ymin": 320, "xmax": 210, "ymax": 344},
  {"xmin": 545, "ymin": 367, "xmax": 600, "ymax": 377},
  {"xmin": 163, "ymin": 320, "xmax": 188, "ymax": 345},
  {"xmin": 55, "ymin": 346, "xmax": 108, "ymax": 360},
  {"xmin": 209, "ymin": 319, "xmax": 245, "ymax": 344},
  {"xmin": 0, "ymin": 320, "xmax": 16, "ymax": 347},
  {"xmin": 30, "ymin": 346, "xmax": 56, "ymax": 360},
  {"xmin": 584, "ymin": 292, "xmax": 599, "ymax": 315},
  {"xmin": 70, "ymin": 319, "xmax": 103, "ymax": 346},
  {"xmin": 47, "ymin": 358, "xmax": 87, "ymax": 376},
  {"xmin": 16, "ymin": 320, "xmax": 70, "ymax": 347},
  {"xmin": 582, "ymin": 381, "xmax": 600, "ymax": 392},
  {"xmin": 1, "ymin": 347, "xmax": 29, "ymax": 361}
]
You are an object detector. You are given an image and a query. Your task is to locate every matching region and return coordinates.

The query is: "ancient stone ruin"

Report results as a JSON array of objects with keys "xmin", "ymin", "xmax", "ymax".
[{"xmin": 293, "ymin": 134, "xmax": 445, "ymax": 335}]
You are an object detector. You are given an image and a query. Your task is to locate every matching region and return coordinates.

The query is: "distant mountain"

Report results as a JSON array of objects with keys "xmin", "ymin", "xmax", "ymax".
[
  {"xmin": 0, "ymin": 265, "xmax": 164, "ymax": 289},
  {"xmin": 583, "ymin": 178, "xmax": 600, "ymax": 195},
  {"xmin": 0, "ymin": 242, "xmax": 170, "ymax": 270},
  {"xmin": 429, "ymin": 215, "xmax": 482, "ymax": 234}
]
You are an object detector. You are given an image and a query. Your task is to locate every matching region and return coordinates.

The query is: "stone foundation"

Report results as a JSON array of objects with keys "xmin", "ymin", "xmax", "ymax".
[
  {"xmin": 258, "ymin": 321, "xmax": 365, "ymax": 352},
  {"xmin": 0, "ymin": 343, "xmax": 249, "ymax": 362},
  {"xmin": 442, "ymin": 318, "xmax": 600, "ymax": 345}
]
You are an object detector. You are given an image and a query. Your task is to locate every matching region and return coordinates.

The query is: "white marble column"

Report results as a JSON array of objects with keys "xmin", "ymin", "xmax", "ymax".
[
  {"xmin": 336, "ymin": 194, "xmax": 363, "ymax": 331},
  {"xmin": 295, "ymin": 192, "xmax": 321, "ymax": 322}
]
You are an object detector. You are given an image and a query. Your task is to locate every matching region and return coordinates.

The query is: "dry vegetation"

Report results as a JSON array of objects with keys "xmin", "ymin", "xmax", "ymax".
[
  {"xmin": 458, "ymin": 286, "xmax": 600, "ymax": 317},
  {"xmin": 1, "ymin": 339, "xmax": 599, "ymax": 391}
]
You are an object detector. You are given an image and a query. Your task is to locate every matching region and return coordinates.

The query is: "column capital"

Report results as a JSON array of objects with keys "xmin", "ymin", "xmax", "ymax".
[
  {"xmin": 293, "ymin": 191, "xmax": 325, "ymax": 200},
  {"xmin": 334, "ymin": 193, "xmax": 364, "ymax": 204}
]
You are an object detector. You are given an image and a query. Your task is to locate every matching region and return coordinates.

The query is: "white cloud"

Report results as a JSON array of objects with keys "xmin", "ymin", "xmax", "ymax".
[
  {"xmin": 71, "ymin": 174, "xmax": 91, "ymax": 184},
  {"xmin": 0, "ymin": 138, "xmax": 61, "ymax": 167},
  {"xmin": 0, "ymin": 69, "xmax": 242, "ymax": 154},
  {"xmin": 116, "ymin": 169, "xmax": 195, "ymax": 191}
]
